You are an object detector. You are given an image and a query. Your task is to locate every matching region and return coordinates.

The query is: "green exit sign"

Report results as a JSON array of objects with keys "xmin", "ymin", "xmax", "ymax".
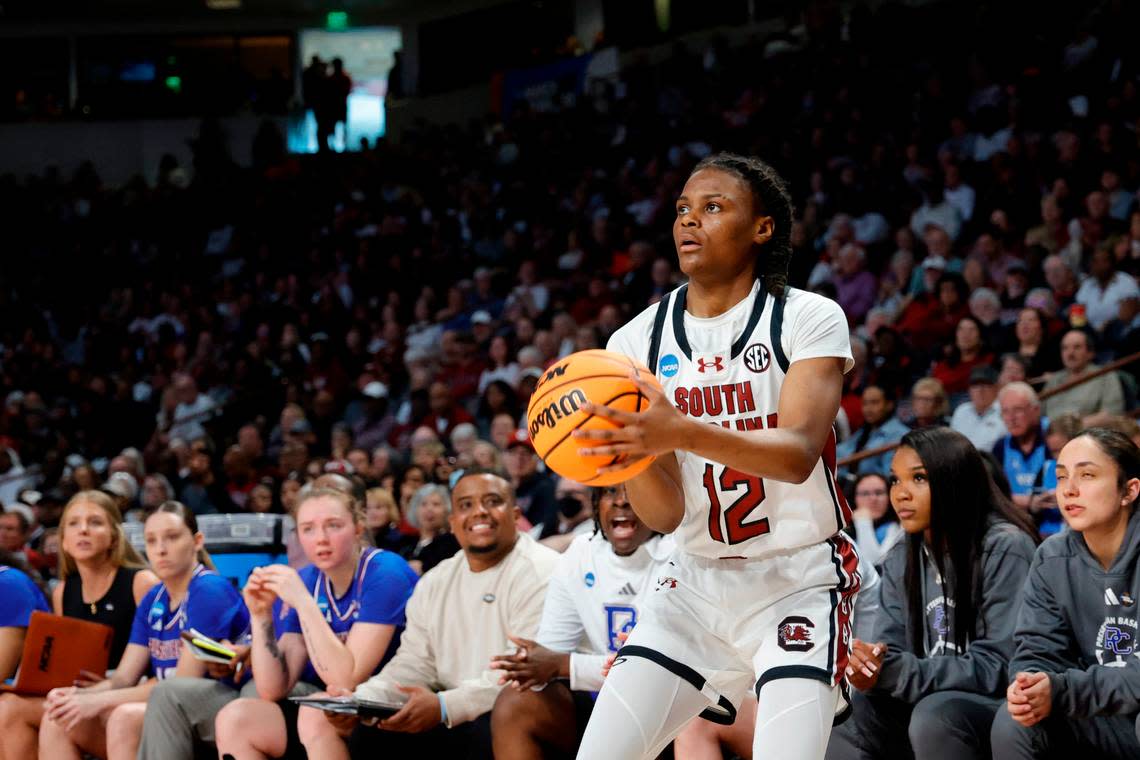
[{"xmin": 327, "ymin": 11, "xmax": 349, "ymax": 30}]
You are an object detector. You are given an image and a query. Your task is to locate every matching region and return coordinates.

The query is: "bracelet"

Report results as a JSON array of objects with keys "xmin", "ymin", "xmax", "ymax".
[{"xmin": 437, "ymin": 692, "xmax": 448, "ymax": 725}]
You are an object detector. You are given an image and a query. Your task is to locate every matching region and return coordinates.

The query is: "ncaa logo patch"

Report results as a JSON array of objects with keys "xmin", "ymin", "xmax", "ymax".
[
  {"xmin": 584, "ymin": 572, "xmax": 596, "ymax": 588},
  {"xmin": 777, "ymin": 615, "xmax": 815, "ymax": 652},
  {"xmin": 743, "ymin": 343, "xmax": 771, "ymax": 373},
  {"xmin": 659, "ymin": 354, "xmax": 679, "ymax": 378}
]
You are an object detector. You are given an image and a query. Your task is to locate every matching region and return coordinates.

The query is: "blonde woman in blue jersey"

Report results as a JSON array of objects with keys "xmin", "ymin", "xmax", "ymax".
[{"xmin": 572, "ymin": 153, "xmax": 860, "ymax": 760}]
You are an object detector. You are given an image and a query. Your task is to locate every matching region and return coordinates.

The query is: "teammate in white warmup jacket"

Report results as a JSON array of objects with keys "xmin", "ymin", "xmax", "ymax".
[
  {"xmin": 573, "ymin": 153, "xmax": 861, "ymax": 760},
  {"xmin": 490, "ymin": 484, "xmax": 673, "ymax": 758}
]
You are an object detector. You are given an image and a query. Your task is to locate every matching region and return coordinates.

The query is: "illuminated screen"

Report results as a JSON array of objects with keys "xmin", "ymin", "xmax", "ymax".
[{"xmin": 293, "ymin": 27, "xmax": 402, "ymax": 153}]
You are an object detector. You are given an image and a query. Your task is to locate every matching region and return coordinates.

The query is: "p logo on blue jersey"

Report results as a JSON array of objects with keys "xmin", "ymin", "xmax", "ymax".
[{"xmin": 659, "ymin": 354, "xmax": 679, "ymax": 378}]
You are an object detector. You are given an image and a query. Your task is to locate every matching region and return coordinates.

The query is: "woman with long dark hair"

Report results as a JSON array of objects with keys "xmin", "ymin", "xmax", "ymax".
[
  {"xmin": 826, "ymin": 427, "xmax": 1040, "ymax": 760},
  {"xmin": 992, "ymin": 428, "xmax": 1140, "ymax": 758}
]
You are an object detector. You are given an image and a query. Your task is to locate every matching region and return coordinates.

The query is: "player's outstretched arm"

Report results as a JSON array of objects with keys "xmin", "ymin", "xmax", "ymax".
[{"xmin": 577, "ymin": 357, "xmax": 844, "ymax": 485}]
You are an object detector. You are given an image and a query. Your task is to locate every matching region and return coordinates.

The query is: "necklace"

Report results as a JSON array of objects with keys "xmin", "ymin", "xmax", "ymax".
[{"xmin": 81, "ymin": 567, "xmax": 116, "ymax": 616}]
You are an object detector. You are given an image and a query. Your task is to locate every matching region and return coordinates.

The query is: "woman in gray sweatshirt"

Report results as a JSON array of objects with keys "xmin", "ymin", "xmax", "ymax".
[
  {"xmin": 992, "ymin": 427, "xmax": 1140, "ymax": 759},
  {"xmin": 827, "ymin": 427, "xmax": 1040, "ymax": 760}
]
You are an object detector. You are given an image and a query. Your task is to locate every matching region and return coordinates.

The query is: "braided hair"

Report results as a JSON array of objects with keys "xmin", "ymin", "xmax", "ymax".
[{"xmin": 690, "ymin": 153, "xmax": 794, "ymax": 298}]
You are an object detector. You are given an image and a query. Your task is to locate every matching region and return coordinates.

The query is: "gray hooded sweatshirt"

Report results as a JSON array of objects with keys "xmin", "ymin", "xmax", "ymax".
[
  {"xmin": 872, "ymin": 517, "xmax": 1037, "ymax": 701},
  {"xmin": 1010, "ymin": 508, "xmax": 1140, "ymax": 718}
]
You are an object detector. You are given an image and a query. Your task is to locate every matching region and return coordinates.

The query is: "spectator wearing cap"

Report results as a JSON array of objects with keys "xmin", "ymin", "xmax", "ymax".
[
  {"xmin": 837, "ymin": 385, "xmax": 910, "ymax": 477},
  {"xmin": 950, "ymin": 366, "xmax": 1008, "ymax": 452},
  {"xmin": 504, "ymin": 431, "xmax": 559, "ymax": 538},
  {"xmin": 352, "ymin": 381, "xmax": 395, "ymax": 452},
  {"xmin": 1000, "ymin": 259, "xmax": 1032, "ymax": 315},
  {"xmin": 1075, "ymin": 243, "xmax": 1140, "ymax": 332},
  {"xmin": 470, "ymin": 310, "xmax": 495, "ymax": 351},
  {"xmin": 1042, "ymin": 329, "xmax": 1125, "ymax": 421}
]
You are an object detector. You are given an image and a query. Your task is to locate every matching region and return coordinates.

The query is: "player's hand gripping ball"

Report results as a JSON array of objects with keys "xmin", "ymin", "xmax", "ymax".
[{"xmin": 525, "ymin": 349, "xmax": 663, "ymax": 485}]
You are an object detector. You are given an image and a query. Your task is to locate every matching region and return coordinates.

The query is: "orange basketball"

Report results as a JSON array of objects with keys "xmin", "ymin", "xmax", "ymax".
[{"xmin": 525, "ymin": 349, "xmax": 663, "ymax": 486}]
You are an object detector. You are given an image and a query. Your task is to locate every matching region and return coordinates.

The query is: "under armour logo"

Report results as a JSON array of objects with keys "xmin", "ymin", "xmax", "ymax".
[{"xmin": 697, "ymin": 357, "xmax": 724, "ymax": 373}]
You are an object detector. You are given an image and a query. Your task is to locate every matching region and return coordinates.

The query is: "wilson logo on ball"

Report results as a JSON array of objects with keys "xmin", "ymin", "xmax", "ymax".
[{"xmin": 529, "ymin": 388, "xmax": 587, "ymax": 439}]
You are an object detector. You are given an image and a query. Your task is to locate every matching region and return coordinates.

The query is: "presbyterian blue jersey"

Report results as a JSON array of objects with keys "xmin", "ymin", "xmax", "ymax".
[
  {"xmin": 0, "ymin": 566, "xmax": 49, "ymax": 628},
  {"xmin": 280, "ymin": 547, "xmax": 418, "ymax": 686},
  {"xmin": 129, "ymin": 565, "xmax": 249, "ymax": 680}
]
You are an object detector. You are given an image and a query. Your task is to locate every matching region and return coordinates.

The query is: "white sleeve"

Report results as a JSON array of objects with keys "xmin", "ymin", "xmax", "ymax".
[
  {"xmin": 569, "ymin": 653, "xmax": 609, "ymax": 692},
  {"xmin": 784, "ymin": 293, "xmax": 854, "ymax": 372},
  {"xmin": 535, "ymin": 553, "xmax": 585, "ymax": 654},
  {"xmin": 606, "ymin": 325, "xmax": 642, "ymax": 364}
]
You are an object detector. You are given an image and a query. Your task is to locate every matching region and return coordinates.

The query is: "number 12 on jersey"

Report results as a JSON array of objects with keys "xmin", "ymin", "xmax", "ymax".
[{"xmin": 703, "ymin": 464, "xmax": 770, "ymax": 544}]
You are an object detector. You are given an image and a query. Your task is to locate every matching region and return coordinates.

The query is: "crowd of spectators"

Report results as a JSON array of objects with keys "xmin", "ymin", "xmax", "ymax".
[{"xmin": 1, "ymin": 0, "xmax": 1140, "ymax": 757}]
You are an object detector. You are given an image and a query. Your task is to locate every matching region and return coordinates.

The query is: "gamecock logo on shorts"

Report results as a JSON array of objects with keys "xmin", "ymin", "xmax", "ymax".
[{"xmin": 777, "ymin": 615, "xmax": 815, "ymax": 652}]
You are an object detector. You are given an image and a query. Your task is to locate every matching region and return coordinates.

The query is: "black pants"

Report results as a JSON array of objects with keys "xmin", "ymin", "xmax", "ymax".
[
  {"xmin": 825, "ymin": 689, "xmax": 1001, "ymax": 760},
  {"xmin": 347, "ymin": 712, "xmax": 493, "ymax": 759},
  {"xmin": 990, "ymin": 704, "xmax": 1140, "ymax": 760}
]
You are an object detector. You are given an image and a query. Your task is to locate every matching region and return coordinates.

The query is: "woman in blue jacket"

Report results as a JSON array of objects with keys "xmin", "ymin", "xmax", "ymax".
[{"xmin": 992, "ymin": 427, "xmax": 1140, "ymax": 759}]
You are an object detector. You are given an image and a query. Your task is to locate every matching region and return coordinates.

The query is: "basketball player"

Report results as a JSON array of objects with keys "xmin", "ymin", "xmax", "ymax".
[
  {"xmin": 573, "ymin": 153, "xmax": 860, "ymax": 760},
  {"xmin": 489, "ymin": 484, "xmax": 673, "ymax": 759}
]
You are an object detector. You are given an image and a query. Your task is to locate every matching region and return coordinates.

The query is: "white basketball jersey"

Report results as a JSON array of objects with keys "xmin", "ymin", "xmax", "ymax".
[
  {"xmin": 536, "ymin": 532, "xmax": 674, "ymax": 691},
  {"xmin": 607, "ymin": 280, "xmax": 854, "ymax": 560}
]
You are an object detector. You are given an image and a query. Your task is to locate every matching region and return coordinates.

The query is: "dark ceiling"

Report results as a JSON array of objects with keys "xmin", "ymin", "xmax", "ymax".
[{"xmin": 0, "ymin": 0, "xmax": 512, "ymax": 25}]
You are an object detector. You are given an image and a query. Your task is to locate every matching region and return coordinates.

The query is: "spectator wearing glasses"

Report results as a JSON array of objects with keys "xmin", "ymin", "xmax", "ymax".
[
  {"xmin": 849, "ymin": 473, "xmax": 902, "ymax": 567},
  {"xmin": 993, "ymin": 382, "xmax": 1056, "ymax": 521}
]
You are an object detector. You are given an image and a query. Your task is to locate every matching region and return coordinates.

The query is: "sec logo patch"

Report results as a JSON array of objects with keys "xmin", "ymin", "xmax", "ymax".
[{"xmin": 743, "ymin": 343, "xmax": 771, "ymax": 373}]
